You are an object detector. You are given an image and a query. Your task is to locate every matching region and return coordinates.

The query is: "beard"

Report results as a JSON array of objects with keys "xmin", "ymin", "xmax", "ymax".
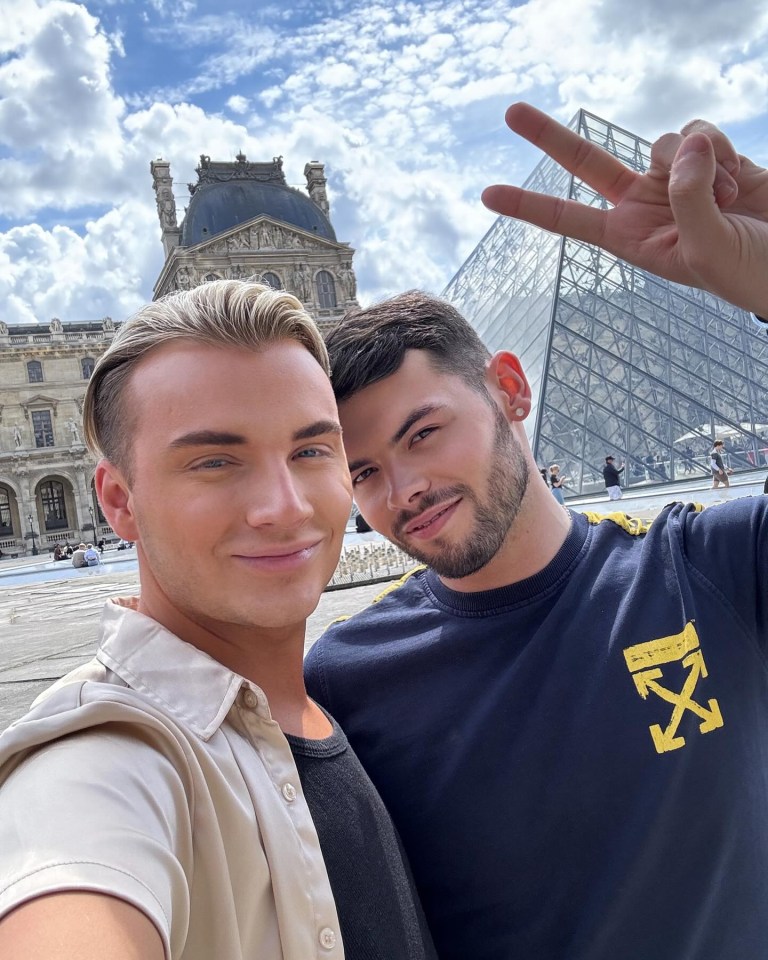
[{"xmin": 391, "ymin": 406, "xmax": 530, "ymax": 579}]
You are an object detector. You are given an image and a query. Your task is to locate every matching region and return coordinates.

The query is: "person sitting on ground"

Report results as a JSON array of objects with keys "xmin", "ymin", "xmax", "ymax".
[
  {"xmin": 52, "ymin": 545, "xmax": 63, "ymax": 562},
  {"xmin": 83, "ymin": 543, "xmax": 100, "ymax": 567},
  {"xmin": 71, "ymin": 543, "xmax": 87, "ymax": 569}
]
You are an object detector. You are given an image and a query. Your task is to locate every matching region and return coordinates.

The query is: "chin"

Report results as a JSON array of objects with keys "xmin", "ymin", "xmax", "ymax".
[{"xmin": 262, "ymin": 585, "xmax": 328, "ymax": 627}]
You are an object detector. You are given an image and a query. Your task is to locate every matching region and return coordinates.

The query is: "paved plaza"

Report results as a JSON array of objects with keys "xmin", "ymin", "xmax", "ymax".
[
  {"xmin": 0, "ymin": 563, "xmax": 386, "ymax": 729},
  {"xmin": 1, "ymin": 471, "xmax": 765, "ymax": 730}
]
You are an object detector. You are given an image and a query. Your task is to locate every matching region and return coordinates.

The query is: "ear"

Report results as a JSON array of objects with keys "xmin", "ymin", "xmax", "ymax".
[
  {"xmin": 94, "ymin": 460, "xmax": 140, "ymax": 542},
  {"xmin": 486, "ymin": 351, "xmax": 532, "ymax": 421}
]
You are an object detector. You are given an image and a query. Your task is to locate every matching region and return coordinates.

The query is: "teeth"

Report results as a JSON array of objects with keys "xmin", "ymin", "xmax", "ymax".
[{"xmin": 413, "ymin": 505, "xmax": 448, "ymax": 532}]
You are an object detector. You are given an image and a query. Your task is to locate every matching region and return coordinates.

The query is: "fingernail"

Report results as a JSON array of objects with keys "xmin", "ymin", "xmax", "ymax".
[
  {"xmin": 678, "ymin": 134, "xmax": 709, "ymax": 156},
  {"xmin": 715, "ymin": 180, "xmax": 736, "ymax": 204}
]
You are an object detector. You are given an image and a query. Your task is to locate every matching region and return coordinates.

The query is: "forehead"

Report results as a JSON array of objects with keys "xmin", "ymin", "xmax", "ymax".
[
  {"xmin": 338, "ymin": 350, "xmax": 474, "ymax": 448},
  {"xmin": 127, "ymin": 339, "xmax": 335, "ymax": 441}
]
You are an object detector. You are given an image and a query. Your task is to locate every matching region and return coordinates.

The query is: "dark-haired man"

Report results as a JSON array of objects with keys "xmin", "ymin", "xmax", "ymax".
[{"xmin": 305, "ymin": 106, "xmax": 768, "ymax": 960}]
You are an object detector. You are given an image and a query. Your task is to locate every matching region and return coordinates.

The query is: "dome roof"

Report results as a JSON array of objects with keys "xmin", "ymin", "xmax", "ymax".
[{"xmin": 180, "ymin": 180, "xmax": 336, "ymax": 246}]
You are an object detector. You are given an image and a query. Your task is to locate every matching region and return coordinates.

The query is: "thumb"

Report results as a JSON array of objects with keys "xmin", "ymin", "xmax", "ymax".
[{"xmin": 668, "ymin": 133, "xmax": 731, "ymax": 245}]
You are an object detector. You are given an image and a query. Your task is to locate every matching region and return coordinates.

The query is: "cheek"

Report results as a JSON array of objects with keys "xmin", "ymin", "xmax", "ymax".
[
  {"xmin": 333, "ymin": 478, "xmax": 354, "ymax": 520},
  {"xmin": 354, "ymin": 489, "xmax": 389, "ymax": 530},
  {"xmin": 314, "ymin": 472, "xmax": 353, "ymax": 522}
]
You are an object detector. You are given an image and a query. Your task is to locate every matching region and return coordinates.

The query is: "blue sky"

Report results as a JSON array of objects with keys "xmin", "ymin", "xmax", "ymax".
[{"xmin": 1, "ymin": 0, "xmax": 767, "ymax": 324}]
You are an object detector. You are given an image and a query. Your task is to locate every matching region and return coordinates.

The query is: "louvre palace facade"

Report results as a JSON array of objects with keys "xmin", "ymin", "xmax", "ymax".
[
  {"xmin": 151, "ymin": 152, "xmax": 358, "ymax": 329},
  {"xmin": 0, "ymin": 152, "xmax": 357, "ymax": 554},
  {"xmin": 0, "ymin": 318, "xmax": 116, "ymax": 555},
  {"xmin": 444, "ymin": 110, "xmax": 768, "ymax": 497}
]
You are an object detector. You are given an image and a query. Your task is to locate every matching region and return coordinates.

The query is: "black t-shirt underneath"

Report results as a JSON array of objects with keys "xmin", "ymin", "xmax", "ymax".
[{"xmin": 287, "ymin": 720, "xmax": 436, "ymax": 960}]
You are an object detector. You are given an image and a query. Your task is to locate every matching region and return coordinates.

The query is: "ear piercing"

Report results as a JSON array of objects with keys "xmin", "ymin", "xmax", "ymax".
[{"xmin": 514, "ymin": 408, "xmax": 525, "ymax": 417}]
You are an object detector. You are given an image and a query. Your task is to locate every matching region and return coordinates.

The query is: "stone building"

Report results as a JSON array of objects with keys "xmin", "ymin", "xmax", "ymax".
[
  {"xmin": 0, "ymin": 153, "xmax": 357, "ymax": 557},
  {"xmin": 0, "ymin": 318, "xmax": 117, "ymax": 555},
  {"xmin": 151, "ymin": 152, "xmax": 358, "ymax": 327}
]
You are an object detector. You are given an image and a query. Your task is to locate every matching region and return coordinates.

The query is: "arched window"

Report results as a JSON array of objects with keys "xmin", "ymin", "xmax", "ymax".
[
  {"xmin": 0, "ymin": 486, "xmax": 13, "ymax": 535},
  {"xmin": 203, "ymin": 273, "xmax": 220, "ymax": 282},
  {"xmin": 27, "ymin": 360, "xmax": 43, "ymax": 383},
  {"xmin": 262, "ymin": 272, "xmax": 282, "ymax": 290},
  {"xmin": 315, "ymin": 271, "xmax": 337, "ymax": 309},
  {"xmin": 81, "ymin": 357, "xmax": 95, "ymax": 379},
  {"xmin": 40, "ymin": 480, "xmax": 68, "ymax": 530}
]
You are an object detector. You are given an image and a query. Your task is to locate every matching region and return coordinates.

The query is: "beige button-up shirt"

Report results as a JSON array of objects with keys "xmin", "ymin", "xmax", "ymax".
[{"xmin": 0, "ymin": 599, "xmax": 344, "ymax": 960}]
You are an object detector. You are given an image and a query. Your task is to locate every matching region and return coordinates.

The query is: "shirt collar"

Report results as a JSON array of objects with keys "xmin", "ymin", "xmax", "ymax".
[{"xmin": 96, "ymin": 598, "xmax": 263, "ymax": 741}]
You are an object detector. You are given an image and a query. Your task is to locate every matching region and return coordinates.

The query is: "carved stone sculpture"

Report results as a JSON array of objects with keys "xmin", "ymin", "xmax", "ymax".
[{"xmin": 340, "ymin": 264, "xmax": 357, "ymax": 299}]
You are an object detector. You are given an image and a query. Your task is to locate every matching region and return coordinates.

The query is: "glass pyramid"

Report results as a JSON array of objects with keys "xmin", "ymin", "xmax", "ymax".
[{"xmin": 443, "ymin": 109, "xmax": 768, "ymax": 496}]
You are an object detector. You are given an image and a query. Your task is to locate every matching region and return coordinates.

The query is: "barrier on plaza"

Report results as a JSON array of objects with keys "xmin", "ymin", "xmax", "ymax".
[{"xmin": 326, "ymin": 540, "xmax": 416, "ymax": 591}]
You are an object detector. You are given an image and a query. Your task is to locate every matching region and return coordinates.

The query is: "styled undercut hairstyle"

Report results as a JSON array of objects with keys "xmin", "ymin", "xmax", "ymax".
[
  {"xmin": 325, "ymin": 290, "xmax": 492, "ymax": 403},
  {"xmin": 84, "ymin": 279, "xmax": 329, "ymax": 478}
]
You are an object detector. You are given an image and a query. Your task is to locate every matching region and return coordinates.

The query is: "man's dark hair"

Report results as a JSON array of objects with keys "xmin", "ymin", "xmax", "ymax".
[{"xmin": 325, "ymin": 290, "xmax": 491, "ymax": 403}]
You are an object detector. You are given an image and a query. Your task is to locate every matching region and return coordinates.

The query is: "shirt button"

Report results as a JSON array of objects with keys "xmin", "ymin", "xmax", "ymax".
[
  {"xmin": 243, "ymin": 690, "xmax": 258, "ymax": 709},
  {"xmin": 319, "ymin": 927, "xmax": 337, "ymax": 949},
  {"xmin": 282, "ymin": 782, "xmax": 297, "ymax": 802}
]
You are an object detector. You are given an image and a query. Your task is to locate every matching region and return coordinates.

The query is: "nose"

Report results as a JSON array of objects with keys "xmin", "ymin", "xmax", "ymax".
[
  {"xmin": 385, "ymin": 462, "xmax": 429, "ymax": 513},
  {"xmin": 245, "ymin": 464, "xmax": 313, "ymax": 528}
]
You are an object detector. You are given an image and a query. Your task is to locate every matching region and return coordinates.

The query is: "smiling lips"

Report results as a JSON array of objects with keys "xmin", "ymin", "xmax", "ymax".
[
  {"xmin": 235, "ymin": 540, "xmax": 322, "ymax": 571},
  {"xmin": 403, "ymin": 498, "xmax": 462, "ymax": 540}
]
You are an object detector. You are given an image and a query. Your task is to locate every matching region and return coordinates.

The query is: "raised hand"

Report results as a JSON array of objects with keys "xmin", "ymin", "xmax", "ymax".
[{"xmin": 482, "ymin": 103, "xmax": 768, "ymax": 316}]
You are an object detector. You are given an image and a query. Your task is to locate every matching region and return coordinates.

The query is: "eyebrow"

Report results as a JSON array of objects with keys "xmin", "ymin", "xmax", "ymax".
[
  {"xmin": 292, "ymin": 419, "xmax": 343, "ymax": 442},
  {"xmin": 347, "ymin": 403, "xmax": 444, "ymax": 474},
  {"xmin": 169, "ymin": 430, "xmax": 247, "ymax": 449},
  {"xmin": 168, "ymin": 420, "xmax": 342, "ymax": 450}
]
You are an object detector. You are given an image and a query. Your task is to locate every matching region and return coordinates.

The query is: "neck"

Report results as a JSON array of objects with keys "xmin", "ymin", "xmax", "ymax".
[
  {"xmin": 135, "ymin": 574, "xmax": 326, "ymax": 736},
  {"xmin": 439, "ymin": 472, "xmax": 573, "ymax": 593}
]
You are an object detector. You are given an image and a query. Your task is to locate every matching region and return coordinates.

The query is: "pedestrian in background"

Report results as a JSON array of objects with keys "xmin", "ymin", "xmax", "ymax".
[
  {"xmin": 710, "ymin": 440, "xmax": 731, "ymax": 488},
  {"xmin": 602, "ymin": 455, "xmax": 624, "ymax": 500},
  {"xmin": 71, "ymin": 543, "xmax": 87, "ymax": 569},
  {"xmin": 549, "ymin": 464, "xmax": 568, "ymax": 505}
]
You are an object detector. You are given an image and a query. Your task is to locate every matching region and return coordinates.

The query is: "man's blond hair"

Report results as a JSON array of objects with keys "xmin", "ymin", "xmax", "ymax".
[{"xmin": 83, "ymin": 280, "xmax": 329, "ymax": 477}]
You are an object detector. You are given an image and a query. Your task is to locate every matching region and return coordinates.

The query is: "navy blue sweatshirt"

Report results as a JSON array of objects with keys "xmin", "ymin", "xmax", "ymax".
[{"xmin": 306, "ymin": 500, "xmax": 768, "ymax": 960}]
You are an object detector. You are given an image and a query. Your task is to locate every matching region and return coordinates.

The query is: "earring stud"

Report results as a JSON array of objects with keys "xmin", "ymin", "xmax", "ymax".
[{"xmin": 514, "ymin": 407, "xmax": 525, "ymax": 417}]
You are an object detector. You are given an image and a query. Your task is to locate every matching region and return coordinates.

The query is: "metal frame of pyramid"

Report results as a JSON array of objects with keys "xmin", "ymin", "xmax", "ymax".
[{"xmin": 444, "ymin": 109, "xmax": 768, "ymax": 496}]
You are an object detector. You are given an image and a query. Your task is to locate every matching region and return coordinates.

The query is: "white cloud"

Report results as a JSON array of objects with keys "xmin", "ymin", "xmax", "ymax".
[
  {"xmin": 226, "ymin": 94, "xmax": 250, "ymax": 114},
  {"xmin": 1, "ymin": 0, "xmax": 768, "ymax": 322},
  {"xmin": 0, "ymin": 201, "xmax": 160, "ymax": 323}
]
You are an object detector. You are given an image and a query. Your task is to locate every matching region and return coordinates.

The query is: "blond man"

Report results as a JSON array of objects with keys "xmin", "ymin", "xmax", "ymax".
[{"xmin": 0, "ymin": 281, "xmax": 435, "ymax": 960}]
